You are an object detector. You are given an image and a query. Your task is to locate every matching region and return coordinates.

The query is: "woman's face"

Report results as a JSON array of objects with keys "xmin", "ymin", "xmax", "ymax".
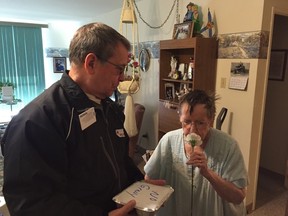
[{"xmin": 179, "ymin": 102, "xmax": 212, "ymax": 141}]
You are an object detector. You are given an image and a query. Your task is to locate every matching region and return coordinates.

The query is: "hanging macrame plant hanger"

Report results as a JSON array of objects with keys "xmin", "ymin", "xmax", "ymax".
[{"xmin": 118, "ymin": 0, "xmax": 140, "ymax": 95}]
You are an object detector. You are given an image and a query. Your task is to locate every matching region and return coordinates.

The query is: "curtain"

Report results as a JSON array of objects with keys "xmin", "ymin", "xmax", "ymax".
[{"xmin": 0, "ymin": 25, "xmax": 45, "ymax": 110}]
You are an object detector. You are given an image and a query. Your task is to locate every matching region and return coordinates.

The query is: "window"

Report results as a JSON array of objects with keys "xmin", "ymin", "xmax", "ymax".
[{"xmin": 0, "ymin": 24, "xmax": 45, "ymax": 120}]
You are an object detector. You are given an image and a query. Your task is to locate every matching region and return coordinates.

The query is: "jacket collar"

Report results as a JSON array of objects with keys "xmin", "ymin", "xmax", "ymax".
[{"xmin": 59, "ymin": 71, "xmax": 116, "ymax": 114}]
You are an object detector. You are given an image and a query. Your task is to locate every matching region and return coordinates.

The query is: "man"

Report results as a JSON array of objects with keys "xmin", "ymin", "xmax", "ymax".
[
  {"xmin": 144, "ymin": 90, "xmax": 248, "ymax": 216},
  {"xmin": 1, "ymin": 22, "xmax": 146, "ymax": 216}
]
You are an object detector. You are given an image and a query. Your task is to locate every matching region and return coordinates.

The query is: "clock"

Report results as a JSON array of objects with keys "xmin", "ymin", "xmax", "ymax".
[{"xmin": 172, "ymin": 73, "xmax": 179, "ymax": 80}]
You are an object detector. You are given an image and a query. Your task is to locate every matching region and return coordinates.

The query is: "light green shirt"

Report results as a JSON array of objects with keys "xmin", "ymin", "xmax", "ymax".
[{"xmin": 144, "ymin": 128, "xmax": 248, "ymax": 216}]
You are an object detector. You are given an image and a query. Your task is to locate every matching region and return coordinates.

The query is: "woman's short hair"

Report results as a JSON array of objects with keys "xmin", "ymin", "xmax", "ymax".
[{"xmin": 179, "ymin": 89, "xmax": 219, "ymax": 119}]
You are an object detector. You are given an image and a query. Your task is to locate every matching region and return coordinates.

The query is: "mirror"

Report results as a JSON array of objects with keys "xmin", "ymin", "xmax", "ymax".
[{"xmin": 139, "ymin": 48, "xmax": 150, "ymax": 72}]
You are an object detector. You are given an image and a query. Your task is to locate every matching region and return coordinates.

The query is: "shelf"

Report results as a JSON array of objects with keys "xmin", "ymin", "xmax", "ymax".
[
  {"xmin": 158, "ymin": 37, "xmax": 217, "ymax": 140},
  {"xmin": 162, "ymin": 78, "xmax": 192, "ymax": 84},
  {"xmin": 159, "ymin": 98, "xmax": 179, "ymax": 105},
  {"xmin": 160, "ymin": 37, "xmax": 211, "ymax": 50}
]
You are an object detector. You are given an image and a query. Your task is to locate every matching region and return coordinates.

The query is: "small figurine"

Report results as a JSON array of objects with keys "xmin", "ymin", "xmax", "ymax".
[
  {"xmin": 182, "ymin": 72, "xmax": 188, "ymax": 81},
  {"xmin": 187, "ymin": 57, "xmax": 194, "ymax": 80},
  {"xmin": 176, "ymin": 88, "xmax": 185, "ymax": 100},
  {"xmin": 168, "ymin": 56, "xmax": 177, "ymax": 78},
  {"xmin": 184, "ymin": 84, "xmax": 190, "ymax": 94},
  {"xmin": 183, "ymin": 2, "xmax": 194, "ymax": 22},
  {"xmin": 183, "ymin": 2, "xmax": 201, "ymax": 34}
]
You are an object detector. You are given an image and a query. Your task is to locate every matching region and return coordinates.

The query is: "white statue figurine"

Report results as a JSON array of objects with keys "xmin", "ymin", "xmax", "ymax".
[{"xmin": 168, "ymin": 56, "xmax": 177, "ymax": 78}]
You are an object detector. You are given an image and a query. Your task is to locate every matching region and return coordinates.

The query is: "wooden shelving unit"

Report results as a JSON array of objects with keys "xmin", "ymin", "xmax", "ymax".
[{"xmin": 158, "ymin": 37, "xmax": 218, "ymax": 139}]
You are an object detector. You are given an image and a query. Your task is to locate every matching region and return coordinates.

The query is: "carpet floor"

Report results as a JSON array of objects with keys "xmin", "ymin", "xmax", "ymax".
[{"xmin": 248, "ymin": 167, "xmax": 288, "ymax": 215}]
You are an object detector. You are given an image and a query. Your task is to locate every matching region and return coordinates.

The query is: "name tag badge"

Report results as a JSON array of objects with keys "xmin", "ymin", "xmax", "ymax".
[
  {"xmin": 116, "ymin": 129, "xmax": 125, "ymax": 138},
  {"xmin": 79, "ymin": 107, "xmax": 96, "ymax": 130}
]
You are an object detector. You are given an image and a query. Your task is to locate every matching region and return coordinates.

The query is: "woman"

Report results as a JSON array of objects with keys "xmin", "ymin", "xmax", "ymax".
[{"xmin": 144, "ymin": 90, "xmax": 248, "ymax": 216}]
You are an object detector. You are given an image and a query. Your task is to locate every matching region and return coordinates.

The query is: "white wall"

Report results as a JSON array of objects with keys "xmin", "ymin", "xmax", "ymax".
[{"xmin": 42, "ymin": 21, "xmax": 82, "ymax": 88}]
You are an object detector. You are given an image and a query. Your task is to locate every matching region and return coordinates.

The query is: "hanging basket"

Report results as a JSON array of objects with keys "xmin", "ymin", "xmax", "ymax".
[
  {"xmin": 118, "ymin": 52, "xmax": 140, "ymax": 94},
  {"xmin": 118, "ymin": 75, "xmax": 140, "ymax": 94}
]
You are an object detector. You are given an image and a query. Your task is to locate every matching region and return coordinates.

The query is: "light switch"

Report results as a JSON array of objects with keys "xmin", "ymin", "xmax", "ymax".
[{"xmin": 220, "ymin": 78, "xmax": 226, "ymax": 88}]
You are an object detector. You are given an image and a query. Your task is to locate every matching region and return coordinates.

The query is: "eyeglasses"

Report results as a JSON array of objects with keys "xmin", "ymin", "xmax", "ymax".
[
  {"xmin": 95, "ymin": 54, "xmax": 127, "ymax": 75},
  {"xmin": 181, "ymin": 120, "xmax": 209, "ymax": 130},
  {"xmin": 105, "ymin": 59, "xmax": 127, "ymax": 76}
]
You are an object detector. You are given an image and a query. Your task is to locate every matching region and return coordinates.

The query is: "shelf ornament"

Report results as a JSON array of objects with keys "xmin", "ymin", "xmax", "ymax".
[{"xmin": 183, "ymin": 2, "xmax": 201, "ymax": 35}]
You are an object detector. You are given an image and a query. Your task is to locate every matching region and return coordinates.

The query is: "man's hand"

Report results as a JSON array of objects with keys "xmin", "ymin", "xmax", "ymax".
[
  {"xmin": 109, "ymin": 177, "xmax": 166, "ymax": 216},
  {"xmin": 109, "ymin": 200, "xmax": 136, "ymax": 216}
]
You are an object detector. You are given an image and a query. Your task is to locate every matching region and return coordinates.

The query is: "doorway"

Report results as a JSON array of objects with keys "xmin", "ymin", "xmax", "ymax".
[{"xmin": 256, "ymin": 9, "xmax": 288, "ymax": 209}]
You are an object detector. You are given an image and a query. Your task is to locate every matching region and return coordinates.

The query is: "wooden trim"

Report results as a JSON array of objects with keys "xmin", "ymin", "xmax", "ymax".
[
  {"xmin": 0, "ymin": 21, "xmax": 48, "ymax": 28},
  {"xmin": 246, "ymin": 202, "xmax": 253, "ymax": 214}
]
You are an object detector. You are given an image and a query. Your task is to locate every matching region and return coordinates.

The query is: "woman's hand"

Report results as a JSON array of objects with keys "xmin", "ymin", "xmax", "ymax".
[
  {"xmin": 144, "ymin": 175, "xmax": 166, "ymax": 186},
  {"xmin": 187, "ymin": 146, "xmax": 208, "ymax": 176}
]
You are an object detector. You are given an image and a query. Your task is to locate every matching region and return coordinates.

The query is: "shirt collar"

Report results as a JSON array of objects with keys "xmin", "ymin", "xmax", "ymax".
[{"xmin": 85, "ymin": 93, "xmax": 101, "ymax": 105}]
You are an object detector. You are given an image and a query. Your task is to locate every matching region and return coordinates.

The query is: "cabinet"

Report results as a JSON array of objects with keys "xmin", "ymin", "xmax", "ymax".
[{"xmin": 158, "ymin": 37, "xmax": 217, "ymax": 139}]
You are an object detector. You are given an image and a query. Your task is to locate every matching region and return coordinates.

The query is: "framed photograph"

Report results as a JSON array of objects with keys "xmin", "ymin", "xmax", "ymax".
[
  {"xmin": 53, "ymin": 57, "xmax": 67, "ymax": 73},
  {"xmin": 172, "ymin": 21, "xmax": 194, "ymax": 40},
  {"xmin": 164, "ymin": 83, "xmax": 175, "ymax": 100},
  {"xmin": 268, "ymin": 49, "xmax": 287, "ymax": 81}
]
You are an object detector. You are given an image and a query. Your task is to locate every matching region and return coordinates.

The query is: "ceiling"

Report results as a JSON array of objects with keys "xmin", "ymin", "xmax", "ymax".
[{"xmin": 0, "ymin": 0, "xmax": 132, "ymax": 22}]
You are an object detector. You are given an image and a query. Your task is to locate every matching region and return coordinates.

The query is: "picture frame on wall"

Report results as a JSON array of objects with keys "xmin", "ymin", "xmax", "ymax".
[
  {"xmin": 268, "ymin": 49, "xmax": 287, "ymax": 81},
  {"xmin": 53, "ymin": 57, "xmax": 67, "ymax": 73},
  {"xmin": 164, "ymin": 83, "xmax": 175, "ymax": 100},
  {"xmin": 172, "ymin": 21, "xmax": 194, "ymax": 40}
]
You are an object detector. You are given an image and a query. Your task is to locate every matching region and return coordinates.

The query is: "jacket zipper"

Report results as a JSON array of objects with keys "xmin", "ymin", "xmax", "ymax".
[{"xmin": 100, "ymin": 136, "xmax": 121, "ymax": 190}]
